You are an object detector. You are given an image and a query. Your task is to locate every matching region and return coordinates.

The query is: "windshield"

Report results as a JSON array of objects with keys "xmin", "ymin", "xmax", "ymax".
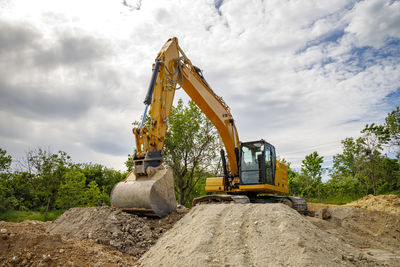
[{"xmin": 240, "ymin": 142, "xmax": 264, "ymax": 184}]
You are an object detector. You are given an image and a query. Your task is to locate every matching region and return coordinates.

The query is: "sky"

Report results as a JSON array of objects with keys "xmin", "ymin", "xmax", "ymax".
[{"xmin": 0, "ymin": 0, "xmax": 399, "ymax": 175}]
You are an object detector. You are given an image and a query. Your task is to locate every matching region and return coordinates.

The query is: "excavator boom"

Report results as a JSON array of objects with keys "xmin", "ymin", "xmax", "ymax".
[
  {"xmin": 110, "ymin": 37, "xmax": 304, "ymax": 217},
  {"xmin": 111, "ymin": 37, "xmax": 242, "ymax": 217}
]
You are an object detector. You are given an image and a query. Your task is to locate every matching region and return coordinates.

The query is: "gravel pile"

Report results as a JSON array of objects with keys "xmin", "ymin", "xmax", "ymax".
[{"xmin": 46, "ymin": 206, "xmax": 186, "ymax": 259}]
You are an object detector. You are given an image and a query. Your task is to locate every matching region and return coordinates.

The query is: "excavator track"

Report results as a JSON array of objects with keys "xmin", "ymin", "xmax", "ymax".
[
  {"xmin": 192, "ymin": 195, "xmax": 308, "ymax": 215},
  {"xmin": 253, "ymin": 196, "xmax": 308, "ymax": 215}
]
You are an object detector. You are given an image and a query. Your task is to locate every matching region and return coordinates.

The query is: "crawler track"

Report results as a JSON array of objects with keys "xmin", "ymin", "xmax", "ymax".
[{"xmin": 192, "ymin": 194, "xmax": 308, "ymax": 214}]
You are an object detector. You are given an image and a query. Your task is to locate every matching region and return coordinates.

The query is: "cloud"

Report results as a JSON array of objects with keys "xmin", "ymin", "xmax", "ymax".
[
  {"xmin": 0, "ymin": 0, "xmax": 399, "ymax": 173},
  {"xmin": 34, "ymin": 33, "xmax": 108, "ymax": 68},
  {"xmin": 0, "ymin": 19, "xmax": 120, "ymax": 121},
  {"xmin": 0, "ymin": 80, "xmax": 91, "ymax": 119},
  {"xmin": 345, "ymin": 0, "xmax": 400, "ymax": 48},
  {"xmin": 0, "ymin": 20, "xmax": 40, "ymax": 54}
]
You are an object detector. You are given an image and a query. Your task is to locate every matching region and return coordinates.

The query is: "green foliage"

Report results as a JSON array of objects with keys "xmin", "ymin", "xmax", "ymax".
[
  {"xmin": 0, "ymin": 146, "xmax": 122, "ymax": 213},
  {"xmin": 301, "ymin": 151, "xmax": 324, "ymax": 201},
  {"xmin": 125, "ymin": 153, "xmax": 134, "ymax": 172},
  {"xmin": 0, "ymin": 209, "xmax": 64, "ymax": 222},
  {"xmin": 84, "ymin": 181, "xmax": 109, "ymax": 206},
  {"xmin": 332, "ymin": 137, "xmax": 361, "ymax": 178},
  {"xmin": 0, "ymin": 172, "xmax": 38, "ymax": 211},
  {"xmin": 0, "ymin": 148, "xmax": 12, "ymax": 171},
  {"xmin": 79, "ymin": 163, "xmax": 124, "ymax": 196},
  {"xmin": 54, "ymin": 166, "xmax": 114, "ymax": 209},
  {"xmin": 358, "ymin": 124, "xmax": 390, "ymax": 195},
  {"xmin": 376, "ymin": 157, "xmax": 400, "ymax": 194},
  {"xmin": 1, "ymin": 107, "xmax": 399, "ymax": 213},
  {"xmin": 18, "ymin": 148, "xmax": 74, "ymax": 214},
  {"xmin": 286, "ymin": 161, "xmax": 300, "ymax": 195},
  {"xmin": 180, "ymin": 175, "xmax": 208, "ymax": 208},
  {"xmin": 164, "ymin": 99, "xmax": 219, "ymax": 206},
  {"xmin": 286, "ymin": 107, "xmax": 400, "ymax": 203},
  {"xmin": 55, "ymin": 169, "xmax": 86, "ymax": 209},
  {"xmin": 385, "ymin": 106, "xmax": 400, "ymax": 156}
]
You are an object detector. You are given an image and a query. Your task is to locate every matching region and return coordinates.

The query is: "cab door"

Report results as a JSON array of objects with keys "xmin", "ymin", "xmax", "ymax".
[{"xmin": 264, "ymin": 144, "xmax": 276, "ymax": 185}]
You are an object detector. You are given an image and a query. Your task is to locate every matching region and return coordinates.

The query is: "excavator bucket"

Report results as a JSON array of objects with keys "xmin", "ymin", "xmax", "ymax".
[{"xmin": 110, "ymin": 168, "xmax": 177, "ymax": 217}]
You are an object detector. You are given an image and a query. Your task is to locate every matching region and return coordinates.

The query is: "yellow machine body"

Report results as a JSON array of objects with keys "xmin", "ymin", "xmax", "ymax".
[
  {"xmin": 111, "ymin": 37, "xmax": 302, "ymax": 217},
  {"xmin": 206, "ymin": 160, "xmax": 289, "ymax": 194}
]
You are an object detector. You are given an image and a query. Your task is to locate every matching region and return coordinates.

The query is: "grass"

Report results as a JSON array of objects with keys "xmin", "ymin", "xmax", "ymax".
[
  {"xmin": 306, "ymin": 195, "xmax": 361, "ymax": 205},
  {"xmin": 0, "ymin": 209, "xmax": 65, "ymax": 222},
  {"xmin": 308, "ymin": 192, "xmax": 400, "ymax": 205}
]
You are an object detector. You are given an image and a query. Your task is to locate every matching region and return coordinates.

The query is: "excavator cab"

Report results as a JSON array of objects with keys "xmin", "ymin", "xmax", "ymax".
[{"xmin": 239, "ymin": 140, "xmax": 276, "ymax": 186}]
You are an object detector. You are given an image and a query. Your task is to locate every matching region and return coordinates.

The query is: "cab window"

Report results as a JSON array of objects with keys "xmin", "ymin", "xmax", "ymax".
[{"xmin": 240, "ymin": 143, "xmax": 264, "ymax": 184}]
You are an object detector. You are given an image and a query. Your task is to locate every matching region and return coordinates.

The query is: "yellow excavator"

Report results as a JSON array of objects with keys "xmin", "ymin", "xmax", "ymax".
[{"xmin": 110, "ymin": 37, "xmax": 307, "ymax": 217}]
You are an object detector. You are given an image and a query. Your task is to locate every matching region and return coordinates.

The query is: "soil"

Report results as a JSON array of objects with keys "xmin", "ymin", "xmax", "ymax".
[
  {"xmin": 307, "ymin": 202, "xmax": 340, "ymax": 212},
  {"xmin": 46, "ymin": 205, "xmax": 188, "ymax": 260},
  {"xmin": 344, "ymin": 194, "xmax": 400, "ymax": 214},
  {"xmin": 0, "ymin": 220, "xmax": 137, "ymax": 267},
  {"xmin": 2, "ymin": 196, "xmax": 400, "ymax": 266},
  {"xmin": 307, "ymin": 207, "xmax": 400, "ymax": 266},
  {"xmin": 140, "ymin": 203, "xmax": 396, "ymax": 267}
]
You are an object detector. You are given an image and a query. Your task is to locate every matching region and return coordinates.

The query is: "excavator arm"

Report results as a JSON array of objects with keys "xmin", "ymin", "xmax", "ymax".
[
  {"xmin": 180, "ymin": 58, "xmax": 240, "ymax": 176},
  {"xmin": 111, "ymin": 37, "xmax": 240, "ymax": 217},
  {"xmin": 133, "ymin": 37, "xmax": 239, "ymax": 176}
]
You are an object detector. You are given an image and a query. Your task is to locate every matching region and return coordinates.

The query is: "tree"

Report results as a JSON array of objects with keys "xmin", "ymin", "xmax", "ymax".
[
  {"xmin": 331, "ymin": 137, "xmax": 367, "ymax": 199},
  {"xmin": 385, "ymin": 106, "xmax": 400, "ymax": 156},
  {"xmin": 55, "ymin": 169, "xmax": 86, "ymax": 209},
  {"xmin": 301, "ymin": 151, "xmax": 324, "ymax": 202},
  {"xmin": 164, "ymin": 99, "xmax": 219, "ymax": 206},
  {"xmin": 0, "ymin": 148, "xmax": 12, "ymax": 172},
  {"xmin": 332, "ymin": 138, "xmax": 362, "ymax": 179},
  {"xmin": 0, "ymin": 148, "xmax": 13, "ymax": 211},
  {"xmin": 376, "ymin": 157, "xmax": 400, "ymax": 193},
  {"xmin": 359, "ymin": 124, "xmax": 390, "ymax": 195},
  {"xmin": 84, "ymin": 181, "xmax": 109, "ymax": 206},
  {"xmin": 125, "ymin": 153, "xmax": 134, "ymax": 172},
  {"xmin": 18, "ymin": 148, "xmax": 73, "ymax": 217}
]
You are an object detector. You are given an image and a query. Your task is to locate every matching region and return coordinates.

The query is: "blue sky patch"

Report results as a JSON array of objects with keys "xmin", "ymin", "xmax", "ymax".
[
  {"xmin": 214, "ymin": 0, "xmax": 223, "ymax": 16},
  {"xmin": 344, "ymin": 38, "xmax": 400, "ymax": 74}
]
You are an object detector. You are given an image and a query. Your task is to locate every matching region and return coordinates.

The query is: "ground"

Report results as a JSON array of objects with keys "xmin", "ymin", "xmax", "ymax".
[
  {"xmin": 0, "ymin": 220, "xmax": 137, "ymax": 267},
  {"xmin": 1, "ymin": 195, "xmax": 399, "ymax": 266}
]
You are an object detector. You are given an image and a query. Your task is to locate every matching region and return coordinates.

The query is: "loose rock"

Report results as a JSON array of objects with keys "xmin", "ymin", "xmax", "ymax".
[{"xmin": 46, "ymin": 206, "xmax": 187, "ymax": 259}]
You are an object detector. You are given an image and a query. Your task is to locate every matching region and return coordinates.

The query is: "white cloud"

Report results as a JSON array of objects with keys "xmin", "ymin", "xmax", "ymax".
[
  {"xmin": 345, "ymin": 0, "xmax": 400, "ymax": 48},
  {"xmin": 0, "ymin": 0, "xmax": 399, "ymax": 173}
]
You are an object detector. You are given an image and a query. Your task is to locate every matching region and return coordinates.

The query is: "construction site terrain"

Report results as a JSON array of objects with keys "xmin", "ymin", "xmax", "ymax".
[{"xmin": 1, "ymin": 195, "xmax": 399, "ymax": 266}]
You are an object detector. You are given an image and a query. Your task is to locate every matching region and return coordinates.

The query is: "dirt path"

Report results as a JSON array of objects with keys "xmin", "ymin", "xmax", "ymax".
[{"xmin": 140, "ymin": 203, "xmax": 392, "ymax": 266}]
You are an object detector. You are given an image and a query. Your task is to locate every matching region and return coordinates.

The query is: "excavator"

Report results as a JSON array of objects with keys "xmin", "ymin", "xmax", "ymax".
[{"xmin": 110, "ymin": 37, "xmax": 307, "ymax": 217}]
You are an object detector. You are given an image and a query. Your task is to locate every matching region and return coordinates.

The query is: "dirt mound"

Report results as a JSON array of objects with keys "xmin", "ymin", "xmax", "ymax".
[
  {"xmin": 345, "ymin": 195, "xmax": 400, "ymax": 214},
  {"xmin": 307, "ymin": 206, "xmax": 400, "ymax": 266},
  {"xmin": 46, "ymin": 206, "xmax": 187, "ymax": 259},
  {"xmin": 140, "ymin": 203, "xmax": 385, "ymax": 267},
  {"xmin": 0, "ymin": 220, "xmax": 137, "ymax": 266},
  {"xmin": 329, "ymin": 207, "xmax": 400, "ymax": 249}
]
